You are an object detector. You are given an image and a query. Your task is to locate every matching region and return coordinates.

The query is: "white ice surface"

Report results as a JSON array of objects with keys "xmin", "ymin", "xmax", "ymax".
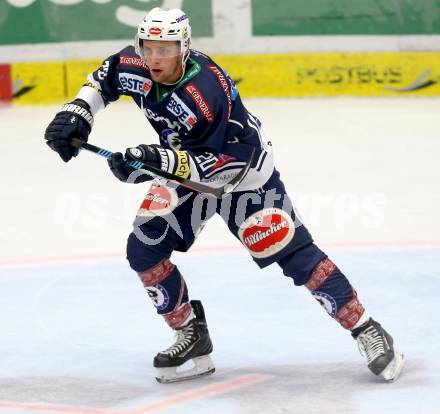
[{"xmin": 0, "ymin": 98, "xmax": 439, "ymax": 414}]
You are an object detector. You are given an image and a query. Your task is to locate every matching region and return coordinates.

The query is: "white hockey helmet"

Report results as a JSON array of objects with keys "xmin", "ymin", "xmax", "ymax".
[{"xmin": 135, "ymin": 7, "xmax": 191, "ymax": 58}]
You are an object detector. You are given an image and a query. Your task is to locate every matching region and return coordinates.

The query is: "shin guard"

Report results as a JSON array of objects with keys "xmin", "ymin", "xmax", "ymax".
[
  {"xmin": 305, "ymin": 258, "xmax": 366, "ymax": 330},
  {"xmin": 138, "ymin": 259, "xmax": 193, "ymax": 329}
]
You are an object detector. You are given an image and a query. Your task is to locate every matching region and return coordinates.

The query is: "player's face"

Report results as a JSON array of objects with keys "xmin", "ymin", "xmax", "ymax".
[{"xmin": 141, "ymin": 40, "xmax": 183, "ymax": 84}]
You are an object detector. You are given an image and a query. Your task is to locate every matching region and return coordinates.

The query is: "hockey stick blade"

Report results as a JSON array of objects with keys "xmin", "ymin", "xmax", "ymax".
[{"xmin": 71, "ymin": 138, "xmax": 255, "ymax": 198}]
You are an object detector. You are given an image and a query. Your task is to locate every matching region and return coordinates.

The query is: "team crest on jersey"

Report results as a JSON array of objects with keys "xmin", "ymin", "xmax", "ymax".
[
  {"xmin": 161, "ymin": 129, "xmax": 182, "ymax": 150},
  {"xmin": 166, "ymin": 93, "xmax": 197, "ymax": 131},
  {"xmin": 137, "ymin": 184, "xmax": 179, "ymax": 217},
  {"xmin": 146, "ymin": 285, "xmax": 169, "ymax": 311},
  {"xmin": 312, "ymin": 291, "xmax": 337, "ymax": 317},
  {"xmin": 118, "ymin": 73, "xmax": 152, "ymax": 97},
  {"xmin": 143, "ymin": 108, "xmax": 181, "ymax": 131},
  {"xmin": 238, "ymin": 208, "xmax": 295, "ymax": 259}
]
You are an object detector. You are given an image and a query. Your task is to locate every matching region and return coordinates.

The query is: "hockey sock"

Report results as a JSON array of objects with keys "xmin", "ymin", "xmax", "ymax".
[
  {"xmin": 138, "ymin": 258, "xmax": 194, "ymax": 329},
  {"xmin": 305, "ymin": 258, "xmax": 369, "ymax": 330}
]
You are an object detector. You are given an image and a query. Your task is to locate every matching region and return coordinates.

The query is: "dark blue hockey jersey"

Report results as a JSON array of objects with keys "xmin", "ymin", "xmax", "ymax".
[{"xmin": 76, "ymin": 46, "xmax": 274, "ymax": 191}]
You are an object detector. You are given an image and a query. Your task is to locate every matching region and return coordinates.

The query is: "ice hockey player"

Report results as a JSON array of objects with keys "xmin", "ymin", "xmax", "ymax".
[{"xmin": 44, "ymin": 7, "xmax": 404, "ymax": 383}]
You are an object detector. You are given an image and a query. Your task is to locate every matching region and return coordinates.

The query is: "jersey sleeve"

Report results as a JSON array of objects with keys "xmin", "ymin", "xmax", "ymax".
[{"xmin": 75, "ymin": 50, "xmax": 126, "ymax": 115}]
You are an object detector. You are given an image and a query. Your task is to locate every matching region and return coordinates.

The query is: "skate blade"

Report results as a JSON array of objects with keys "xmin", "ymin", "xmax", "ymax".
[
  {"xmin": 381, "ymin": 348, "xmax": 405, "ymax": 382},
  {"xmin": 155, "ymin": 355, "xmax": 215, "ymax": 384}
]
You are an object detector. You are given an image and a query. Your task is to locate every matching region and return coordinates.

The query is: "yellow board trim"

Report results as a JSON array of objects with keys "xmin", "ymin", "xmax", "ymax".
[
  {"xmin": 9, "ymin": 52, "xmax": 440, "ymax": 104},
  {"xmin": 213, "ymin": 52, "xmax": 440, "ymax": 97},
  {"xmin": 11, "ymin": 61, "xmax": 64, "ymax": 104}
]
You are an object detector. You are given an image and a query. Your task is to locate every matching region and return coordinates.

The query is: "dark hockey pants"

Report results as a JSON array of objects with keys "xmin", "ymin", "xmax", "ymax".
[{"xmin": 126, "ymin": 170, "xmax": 365, "ymax": 330}]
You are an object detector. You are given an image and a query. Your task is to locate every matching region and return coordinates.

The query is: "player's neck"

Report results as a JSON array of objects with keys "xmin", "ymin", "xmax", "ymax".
[{"xmin": 153, "ymin": 59, "xmax": 198, "ymax": 102}]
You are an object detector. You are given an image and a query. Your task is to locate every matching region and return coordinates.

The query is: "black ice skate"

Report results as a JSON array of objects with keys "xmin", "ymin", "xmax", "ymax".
[
  {"xmin": 154, "ymin": 300, "xmax": 215, "ymax": 383},
  {"xmin": 351, "ymin": 318, "xmax": 404, "ymax": 381}
]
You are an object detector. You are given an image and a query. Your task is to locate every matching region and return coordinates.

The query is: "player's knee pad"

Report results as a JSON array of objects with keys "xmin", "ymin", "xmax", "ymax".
[
  {"xmin": 305, "ymin": 258, "xmax": 365, "ymax": 329},
  {"xmin": 126, "ymin": 231, "xmax": 171, "ymax": 272}
]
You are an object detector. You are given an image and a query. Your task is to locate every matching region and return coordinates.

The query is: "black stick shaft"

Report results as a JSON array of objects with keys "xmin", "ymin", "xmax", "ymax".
[{"xmin": 71, "ymin": 138, "xmax": 254, "ymax": 198}]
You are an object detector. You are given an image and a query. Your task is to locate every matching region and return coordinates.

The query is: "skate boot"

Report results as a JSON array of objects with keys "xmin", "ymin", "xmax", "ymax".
[
  {"xmin": 154, "ymin": 300, "xmax": 215, "ymax": 383},
  {"xmin": 351, "ymin": 318, "xmax": 404, "ymax": 381}
]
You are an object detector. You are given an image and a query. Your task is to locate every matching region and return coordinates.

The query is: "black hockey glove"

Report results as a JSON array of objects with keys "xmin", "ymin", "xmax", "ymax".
[
  {"xmin": 107, "ymin": 144, "xmax": 161, "ymax": 183},
  {"xmin": 44, "ymin": 99, "xmax": 93, "ymax": 162}
]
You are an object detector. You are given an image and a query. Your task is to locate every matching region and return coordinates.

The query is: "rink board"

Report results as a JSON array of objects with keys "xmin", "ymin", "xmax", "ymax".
[{"xmin": 3, "ymin": 52, "xmax": 440, "ymax": 104}]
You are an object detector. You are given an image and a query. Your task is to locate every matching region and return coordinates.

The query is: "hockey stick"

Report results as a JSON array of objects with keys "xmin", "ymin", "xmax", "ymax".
[{"xmin": 71, "ymin": 138, "xmax": 255, "ymax": 198}]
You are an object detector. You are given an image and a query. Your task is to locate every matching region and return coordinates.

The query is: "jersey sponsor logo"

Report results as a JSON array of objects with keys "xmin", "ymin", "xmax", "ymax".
[
  {"xmin": 97, "ymin": 60, "xmax": 109, "ymax": 80},
  {"xmin": 238, "ymin": 208, "xmax": 295, "ymax": 259},
  {"xmin": 119, "ymin": 56, "xmax": 148, "ymax": 70},
  {"xmin": 143, "ymin": 108, "xmax": 181, "ymax": 131},
  {"xmin": 119, "ymin": 72, "xmax": 152, "ymax": 97},
  {"xmin": 166, "ymin": 93, "xmax": 197, "ymax": 131},
  {"xmin": 208, "ymin": 65, "xmax": 232, "ymax": 118},
  {"xmin": 312, "ymin": 291, "xmax": 337, "ymax": 317},
  {"xmin": 137, "ymin": 184, "xmax": 178, "ymax": 217},
  {"xmin": 175, "ymin": 151, "xmax": 191, "ymax": 179},
  {"xmin": 149, "ymin": 27, "xmax": 163, "ymax": 35},
  {"xmin": 184, "ymin": 83, "xmax": 214, "ymax": 122},
  {"xmin": 144, "ymin": 82, "xmax": 152, "ymax": 94}
]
